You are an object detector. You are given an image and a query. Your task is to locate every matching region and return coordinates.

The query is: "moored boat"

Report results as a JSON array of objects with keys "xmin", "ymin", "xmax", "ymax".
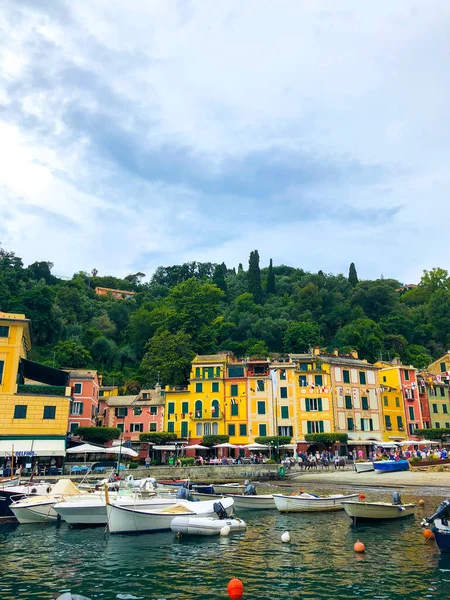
[
  {"xmin": 341, "ymin": 495, "xmax": 415, "ymax": 522},
  {"xmin": 171, "ymin": 515, "xmax": 247, "ymax": 535},
  {"xmin": 211, "ymin": 483, "xmax": 246, "ymax": 494},
  {"xmin": 423, "ymin": 499, "xmax": 450, "ymax": 553},
  {"xmin": 273, "ymin": 492, "xmax": 359, "ymax": 512},
  {"xmin": 373, "ymin": 460, "xmax": 409, "ymax": 473},
  {"xmin": 227, "ymin": 494, "xmax": 276, "ymax": 510},
  {"xmin": 354, "ymin": 461, "xmax": 375, "ymax": 473},
  {"xmin": 0, "ymin": 481, "xmax": 53, "ymax": 521}
]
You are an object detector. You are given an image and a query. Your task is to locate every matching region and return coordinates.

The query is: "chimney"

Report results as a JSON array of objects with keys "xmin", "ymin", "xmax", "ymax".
[
  {"xmin": 313, "ymin": 346, "xmax": 321, "ymax": 357},
  {"xmin": 350, "ymin": 349, "xmax": 358, "ymax": 359},
  {"xmin": 392, "ymin": 356, "xmax": 401, "ymax": 366},
  {"xmin": 333, "ymin": 348, "xmax": 339, "ymax": 357},
  {"xmin": 155, "ymin": 383, "xmax": 161, "ymax": 395}
]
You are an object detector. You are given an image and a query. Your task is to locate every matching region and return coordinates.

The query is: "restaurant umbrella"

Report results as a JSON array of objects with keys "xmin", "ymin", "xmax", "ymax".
[
  {"xmin": 66, "ymin": 444, "xmax": 106, "ymax": 454},
  {"xmin": 184, "ymin": 444, "xmax": 209, "ymax": 450},
  {"xmin": 105, "ymin": 445, "xmax": 139, "ymax": 458}
]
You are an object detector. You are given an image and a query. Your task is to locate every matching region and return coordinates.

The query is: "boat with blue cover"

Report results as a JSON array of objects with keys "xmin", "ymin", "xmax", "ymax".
[{"xmin": 373, "ymin": 459, "xmax": 409, "ymax": 473}]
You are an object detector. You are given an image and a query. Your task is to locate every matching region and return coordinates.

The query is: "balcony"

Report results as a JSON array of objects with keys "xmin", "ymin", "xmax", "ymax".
[
  {"xmin": 191, "ymin": 412, "xmax": 222, "ymax": 420},
  {"xmin": 17, "ymin": 384, "xmax": 68, "ymax": 397},
  {"xmin": 386, "ymin": 426, "xmax": 392, "ymax": 431}
]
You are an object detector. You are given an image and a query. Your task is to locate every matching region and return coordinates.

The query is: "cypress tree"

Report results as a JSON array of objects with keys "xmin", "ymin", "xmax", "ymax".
[
  {"xmin": 212, "ymin": 263, "xmax": 227, "ymax": 294},
  {"xmin": 248, "ymin": 250, "xmax": 263, "ymax": 303},
  {"xmin": 349, "ymin": 262, "xmax": 359, "ymax": 287},
  {"xmin": 238, "ymin": 263, "xmax": 244, "ymax": 274},
  {"xmin": 266, "ymin": 258, "xmax": 276, "ymax": 295}
]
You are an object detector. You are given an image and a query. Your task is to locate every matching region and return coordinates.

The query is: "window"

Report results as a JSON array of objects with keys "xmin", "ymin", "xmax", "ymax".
[
  {"xmin": 360, "ymin": 418, "xmax": 373, "ymax": 431},
  {"xmin": 212, "ymin": 382, "xmax": 219, "ymax": 393},
  {"xmin": 440, "ymin": 387, "xmax": 446, "ymax": 397},
  {"xmin": 361, "ymin": 396, "xmax": 369, "ymax": 410},
  {"xmin": 43, "ymin": 406, "xmax": 56, "ymax": 419},
  {"xmin": 182, "ymin": 402, "xmax": 189, "ymax": 414},
  {"xmin": 347, "ymin": 417, "xmax": 354, "ymax": 431},
  {"xmin": 343, "ymin": 370, "xmax": 350, "ymax": 384},
  {"xmin": 446, "ymin": 422, "xmax": 450, "ymax": 429},
  {"xmin": 404, "ymin": 370, "xmax": 410, "ymax": 381},
  {"xmin": 259, "ymin": 424, "xmax": 267, "ymax": 436},
  {"xmin": 359, "ymin": 372, "xmax": 366, "ymax": 385},
  {"xmin": 230, "ymin": 384, "xmax": 238, "ymax": 396},
  {"xmin": 133, "ymin": 407, "xmax": 142, "ymax": 416},
  {"xmin": 194, "ymin": 400, "xmax": 202, "ymax": 418},
  {"xmin": 239, "ymin": 424, "xmax": 247, "ymax": 436},
  {"xmin": 345, "ymin": 395, "xmax": 352, "ymax": 409},
  {"xmin": 228, "ymin": 424, "xmax": 236, "ymax": 436},
  {"xmin": 397, "ymin": 416, "xmax": 404, "ymax": 429},
  {"xmin": 216, "ymin": 367, "xmax": 221, "ymax": 377},
  {"xmin": 395, "ymin": 397, "xmax": 400, "ymax": 408},
  {"xmin": 117, "ymin": 423, "xmax": 124, "ymax": 432},
  {"xmin": 228, "ymin": 366, "xmax": 244, "ymax": 378},
  {"xmin": 73, "ymin": 383, "xmax": 82, "ymax": 395},
  {"xmin": 149, "ymin": 423, "xmax": 157, "ymax": 432},
  {"xmin": 408, "ymin": 406, "xmax": 415, "ymax": 420},
  {"xmin": 278, "ymin": 426, "xmax": 293, "ymax": 436},
  {"xmin": 72, "ymin": 402, "xmax": 84, "ymax": 416},
  {"xmin": 257, "ymin": 401, "xmax": 266, "ymax": 415},
  {"xmin": 130, "ymin": 423, "xmax": 143, "ymax": 433},
  {"xmin": 383, "ymin": 396, "xmax": 388, "ymax": 407},
  {"xmin": 196, "ymin": 423, "xmax": 202, "ymax": 436},
  {"xmin": 440, "ymin": 362, "xmax": 447, "ymax": 373},
  {"xmin": 0, "ymin": 360, "xmax": 6, "ymax": 382},
  {"xmin": 0, "ymin": 325, "xmax": 9, "ymax": 337},
  {"xmin": 408, "ymin": 423, "xmax": 416, "ymax": 435},
  {"xmin": 168, "ymin": 422, "xmax": 174, "ymax": 433},
  {"xmin": 195, "ymin": 383, "xmax": 203, "ymax": 393},
  {"xmin": 383, "ymin": 375, "xmax": 386, "ymax": 382},
  {"xmin": 99, "ymin": 390, "xmax": 104, "ymax": 397},
  {"xmin": 195, "ymin": 367, "xmax": 200, "ymax": 377},
  {"xmin": 69, "ymin": 421, "xmax": 79, "ymax": 433},
  {"xmin": 299, "ymin": 362, "xmax": 308, "ymax": 371},
  {"xmin": 444, "ymin": 404, "xmax": 449, "ymax": 414},
  {"xmin": 256, "ymin": 379, "xmax": 265, "ymax": 392},
  {"xmin": 280, "ymin": 387, "xmax": 288, "ymax": 399},
  {"xmin": 307, "ymin": 421, "xmax": 324, "ymax": 434},
  {"xmin": 204, "ymin": 423, "xmax": 211, "ymax": 436},
  {"xmin": 279, "ymin": 369, "xmax": 286, "ymax": 380},
  {"xmin": 212, "ymin": 399, "xmax": 220, "ymax": 417},
  {"xmin": 281, "ymin": 406, "xmax": 289, "ymax": 419},
  {"xmin": 432, "ymin": 403, "xmax": 438, "ymax": 414},
  {"xmin": 212, "ymin": 422, "xmax": 218, "ymax": 435},
  {"xmin": 385, "ymin": 415, "xmax": 392, "ymax": 429},
  {"xmin": 299, "ymin": 375, "xmax": 307, "ymax": 387},
  {"xmin": 14, "ymin": 405, "xmax": 27, "ymax": 419},
  {"xmin": 231, "ymin": 403, "xmax": 239, "ymax": 416},
  {"xmin": 204, "ymin": 367, "xmax": 214, "ymax": 379},
  {"xmin": 142, "ymin": 393, "xmax": 149, "ymax": 399},
  {"xmin": 181, "ymin": 421, "xmax": 188, "ymax": 437},
  {"xmin": 305, "ymin": 398, "xmax": 323, "ymax": 411},
  {"xmin": 314, "ymin": 375, "xmax": 323, "ymax": 386},
  {"xmin": 168, "ymin": 402, "xmax": 175, "ymax": 415},
  {"xmin": 150, "ymin": 406, "xmax": 157, "ymax": 415}
]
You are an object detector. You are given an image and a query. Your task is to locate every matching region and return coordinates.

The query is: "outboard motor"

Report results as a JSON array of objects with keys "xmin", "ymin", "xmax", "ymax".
[
  {"xmin": 177, "ymin": 486, "xmax": 193, "ymax": 501},
  {"xmin": 213, "ymin": 501, "xmax": 229, "ymax": 520},
  {"xmin": 422, "ymin": 499, "xmax": 450, "ymax": 527},
  {"xmin": 244, "ymin": 483, "xmax": 256, "ymax": 496},
  {"xmin": 392, "ymin": 492, "xmax": 402, "ymax": 506}
]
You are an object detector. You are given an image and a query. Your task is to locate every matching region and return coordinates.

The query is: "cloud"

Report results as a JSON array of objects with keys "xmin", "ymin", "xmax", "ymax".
[{"xmin": 0, "ymin": 0, "xmax": 449, "ymax": 282}]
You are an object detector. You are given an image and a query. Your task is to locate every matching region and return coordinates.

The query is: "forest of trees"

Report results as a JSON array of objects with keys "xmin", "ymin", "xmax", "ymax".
[{"xmin": 0, "ymin": 246, "xmax": 448, "ymax": 392}]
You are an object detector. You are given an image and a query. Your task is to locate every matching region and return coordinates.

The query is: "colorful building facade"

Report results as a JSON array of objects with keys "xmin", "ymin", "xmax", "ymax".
[{"xmin": 66, "ymin": 370, "xmax": 100, "ymax": 432}]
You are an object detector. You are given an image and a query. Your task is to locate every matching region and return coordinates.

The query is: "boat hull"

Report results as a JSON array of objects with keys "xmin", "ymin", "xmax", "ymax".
[
  {"xmin": 0, "ymin": 483, "xmax": 52, "ymax": 520},
  {"xmin": 273, "ymin": 493, "xmax": 359, "ymax": 512},
  {"xmin": 212, "ymin": 484, "xmax": 246, "ymax": 494},
  {"xmin": 341, "ymin": 501, "xmax": 416, "ymax": 521},
  {"xmin": 374, "ymin": 460, "xmax": 409, "ymax": 473},
  {"xmin": 11, "ymin": 500, "xmax": 59, "ymax": 523},
  {"xmin": 228, "ymin": 494, "xmax": 276, "ymax": 510},
  {"xmin": 433, "ymin": 519, "xmax": 450, "ymax": 553},
  {"xmin": 171, "ymin": 516, "xmax": 247, "ymax": 536},
  {"xmin": 355, "ymin": 462, "xmax": 375, "ymax": 473}
]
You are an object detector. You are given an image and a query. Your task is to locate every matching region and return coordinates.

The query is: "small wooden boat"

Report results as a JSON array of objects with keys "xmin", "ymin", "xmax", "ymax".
[
  {"xmin": 354, "ymin": 461, "xmax": 375, "ymax": 473},
  {"xmin": 273, "ymin": 492, "xmax": 359, "ymax": 512},
  {"xmin": 341, "ymin": 500, "xmax": 415, "ymax": 521},
  {"xmin": 227, "ymin": 494, "xmax": 276, "ymax": 510},
  {"xmin": 171, "ymin": 515, "xmax": 247, "ymax": 535},
  {"xmin": 373, "ymin": 460, "xmax": 409, "ymax": 473}
]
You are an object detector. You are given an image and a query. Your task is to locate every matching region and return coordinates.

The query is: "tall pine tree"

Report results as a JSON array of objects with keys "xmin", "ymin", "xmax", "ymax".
[
  {"xmin": 212, "ymin": 263, "xmax": 228, "ymax": 294},
  {"xmin": 248, "ymin": 250, "xmax": 263, "ymax": 303},
  {"xmin": 348, "ymin": 262, "xmax": 359, "ymax": 287},
  {"xmin": 266, "ymin": 258, "xmax": 276, "ymax": 295}
]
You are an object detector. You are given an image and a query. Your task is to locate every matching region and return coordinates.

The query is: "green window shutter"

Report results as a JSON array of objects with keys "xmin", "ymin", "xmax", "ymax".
[
  {"xmin": 195, "ymin": 383, "xmax": 202, "ymax": 393},
  {"xmin": 440, "ymin": 362, "xmax": 446, "ymax": 373},
  {"xmin": 212, "ymin": 400, "xmax": 219, "ymax": 417},
  {"xmin": 314, "ymin": 375, "xmax": 323, "ymax": 386},
  {"xmin": 345, "ymin": 396, "xmax": 352, "ymax": 409},
  {"xmin": 280, "ymin": 387, "xmax": 288, "ymax": 398},
  {"xmin": 259, "ymin": 424, "xmax": 267, "ymax": 436},
  {"xmin": 195, "ymin": 401, "xmax": 202, "ymax": 417},
  {"xmin": 212, "ymin": 382, "xmax": 219, "ymax": 392},
  {"xmin": 228, "ymin": 366, "xmax": 244, "ymax": 377},
  {"xmin": 228, "ymin": 424, "xmax": 236, "ymax": 436},
  {"xmin": 239, "ymin": 424, "xmax": 247, "ymax": 436},
  {"xmin": 0, "ymin": 360, "xmax": 4, "ymax": 384},
  {"xmin": 305, "ymin": 398, "xmax": 310, "ymax": 412},
  {"xmin": 409, "ymin": 406, "xmax": 415, "ymax": 420},
  {"xmin": 369, "ymin": 419, "xmax": 374, "ymax": 431},
  {"xmin": 404, "ymin": 370, "xmax": 410, "ymax": 381},
  {"xmin": 360, "ymin": 419, "xmax": 365, "ymax": 431},
  {"xmin": 168, "ymin": 422, "xmax": 175, "ymax": 433},
  {"xmin": 362, "ymin": 397, "xmax": 369, "ymax": 410},
  {"xmin": 347, "ymin": 417, "xmax": 354, "ymax": 431},
  {"xmin": 257, "ymin": 401, "xmax": 266, "ymax": 415},
  {"xmin": 14, "ymin": 405, "xmax": 27, "ymax": 419},
  {"xmin": 397, "ymin": 416, "xmax": 403, "ymax": 428},
  {"xmin": 181, "ymin": 421, "xmax": 188, "ymax": 437},
  {"xmin": 182, "ymin": 402, "xmax": 189, "ymax": 414},
  {"xmin": 307, "ymin": 421, "xmax": 312, "ymax": 434},
  {"xmin": 299, "ymin": 375, "xmax": 307, "ymax": 387},
  {"xmin": 359, "ymin": 372, "xmax": 366, "ymax": 385},
  {"xmin": 319, "ymin": 421, "xmax": 324, "ymax": 433},
  {"xmin": 281, "ymin": 406, "xmax": 289, "ymax": 419},
  {"xmin": 195, "ymin": 367, "xmax": 200, "ymax": 377},
  {"xmin": 385, "ymin": 415, "xmax": 391, "ymax": 428},
  {"xmin": 317, "ymin": 398, "xmax": 323, "ymax": 412},
  {"xmin": 168, "ymin": 402, "xmax": 175, "ymax": 415},
  {"xmin": 343, "ymin": 370, "xmax": 350, "ymax": 383},
  {"xmin": 43, "ymin": 406, "xmax": 56, "ymax": 419},
  {"xmin": 231, "ymin": 384, "xmax": 238, "ymax": 396},
  {"xmin": 216, "ymin": 367, "xmax": 221, "ymax": 377},
  {"xmin": 231, "ymin": 403, "xmax": 239, "ymax": 416}
]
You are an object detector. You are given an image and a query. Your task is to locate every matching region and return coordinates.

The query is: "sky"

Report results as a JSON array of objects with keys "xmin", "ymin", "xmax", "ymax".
[{"xmin": 1, "ymin": 1, "xmax": 449, "ymax": 283}]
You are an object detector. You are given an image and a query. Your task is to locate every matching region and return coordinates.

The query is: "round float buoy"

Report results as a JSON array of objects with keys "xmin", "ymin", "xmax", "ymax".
[
  {"xmin": 227, "ymin": 577, "xmax": 244, "ymax": 600},
  {"xmin": 423, "ymin": 529, "xmax": 434, "ymax": 540},
  {"xmin": 281, "ymin": 531, "xmax": 291, "ymax": 543},
  {"xmin": 220, "ymin": 525, "xmax": 230, "ymax": 537},
  {"xmin": 359, "ymin": 493, "xmax": 366, "ymax": 500},
  {"xmin": 418, "ymin": 499, "xmax": 425, "ymax": 507},
  {"xmin": 354, "ymin": 540, "xmax": 365, "ymax": 553}
]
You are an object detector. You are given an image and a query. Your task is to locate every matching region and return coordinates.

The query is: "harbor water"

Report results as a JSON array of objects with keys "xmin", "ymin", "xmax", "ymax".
[{"xmin": 1, "ymin": 486, "xmax": 449, "ymax": 600}]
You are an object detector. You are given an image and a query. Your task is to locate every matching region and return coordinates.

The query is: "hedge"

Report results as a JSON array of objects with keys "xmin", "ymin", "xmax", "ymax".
[
  {"xmin": 254, "ymin": 436, "xmax": 292, "ymax": 446},
  {"xmin": 202, "ymin": 435, "xmax": 230, "ymax": 447},
  {"xmin": 73, "ymin": 426, "xmax": 121, "ymax": 444},
  {"xmin": 139, "ymin": 432, "xmax": 177, "ymax": 444}
]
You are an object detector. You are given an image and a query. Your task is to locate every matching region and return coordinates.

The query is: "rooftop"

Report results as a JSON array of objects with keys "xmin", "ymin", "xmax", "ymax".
[
  {"xmin": 65, "ymin": 369, "xmax": 98, "ymax": 380},
  {"xmin": 104, "ymin": 395, "xmax": 138, "ymax": 406}
]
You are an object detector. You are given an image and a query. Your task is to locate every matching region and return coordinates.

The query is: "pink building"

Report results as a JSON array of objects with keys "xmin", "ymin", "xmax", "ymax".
[
  {"xmin": 400, "ymin": 366, "xmax": 423, "ymax": 437},
  {"xmin": 66, "ymin": 369, "xmax": 100, "ymax": 433}
]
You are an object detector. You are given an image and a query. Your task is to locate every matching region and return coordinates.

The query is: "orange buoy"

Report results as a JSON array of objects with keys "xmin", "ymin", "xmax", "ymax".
[
  {"xmin": 359, "ymin": 493, "xmax": 366, "ymax": 500},
  {"xmin": 418, "ymin": 499, "xmax": 425, "ymax": 507},
  {"xmin": 354, "ymin": 540, "xmax": 366, "ymax": 553},
  {"xmin": 227, "ymin": 577, "xmax": 244, "ymax": 600},
  {"xmin": 423, "ymin": 529, "xmax": 435, "ymax": 540}
]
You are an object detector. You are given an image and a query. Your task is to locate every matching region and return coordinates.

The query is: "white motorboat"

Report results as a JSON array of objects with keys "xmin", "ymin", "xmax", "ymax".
[
  {"xmin": 273, "ymin": 492, "xmax": 359, "ymax": 512},
  {"xmin": 212, "ymin": 483, "xmax": 246, "ymax": 494},
  {"xmin": 354, "ymin": 461, "xmax": 375, "ymax": 473},
  {"xmin": 10, "ymin": 479, "xmax": 86, "ymax": 523},
  {"xmin": 107, "ymin": 497, "xmax": 235, "ymax": 534},
  {"xmin": 341, "ymin": 500, "xmax": 415, "ymax": 521},
  {"xmin": 227, "ymin": 494, "xmax": 276, "ymax": 510},
  {"xmin": 171, "ymin": 515, "xmax": 247, "ymax": 535},
  {"xmin": 0, "ymin": 481, "xmax": 52, "ymax": 520}
]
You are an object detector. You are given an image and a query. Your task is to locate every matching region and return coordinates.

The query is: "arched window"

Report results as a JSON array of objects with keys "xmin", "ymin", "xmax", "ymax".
[
  {"xmin": 211, "ymin": 399, "xmax": 219, "ymax": 418},
  {"xmin": 195, "ymin": 400, "xmax": 202, "ymax": 418},
  {"xmin": 196, "ymin": 422, "xmax": 202, "ymax": 436},
  {"xmin": 212, "ymin": 422, "xmax": 218, "ymax": 435},
  {"xmin": 204, "ymin": 423, "xmax": 211, "ymax": 436}
]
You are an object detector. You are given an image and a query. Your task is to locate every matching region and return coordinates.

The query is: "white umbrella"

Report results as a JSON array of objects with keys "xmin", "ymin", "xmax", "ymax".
[
  {"xmin": 105, "ymin": 445, "xmax": 139, "ymax": 458},
  {"xmin": 212, "ymin": 443, "xmax": 238, "ymax": 448},
  {"xmin": 66, "ymin": 444, "xmax": 106, "ymax": 454},
  {"xmin": 244, "ymin": 443, "xmax": 269, "ymax": 449},
  {"xmin": 184, "ymin": 444, "xmax": 209, "ymax": 450}
]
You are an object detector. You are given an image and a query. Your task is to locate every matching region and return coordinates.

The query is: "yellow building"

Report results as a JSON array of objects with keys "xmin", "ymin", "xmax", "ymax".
[
  {"xmin": 427, "ymin": 353, "xmax": 450, "ymax": 376},
  {"xmin": 0, "ymin": 312, "xmax": 71, "ymax": 467},
  {"xmin": 375, "ymin": 362, "xmax": 407, "ymax": 441}
]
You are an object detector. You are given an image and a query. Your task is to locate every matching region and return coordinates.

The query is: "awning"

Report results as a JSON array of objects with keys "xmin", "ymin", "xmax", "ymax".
[
  {"xmin": 152, "ymin": 445, "xmax": 177, "ymax": 451},
  {"xmin": 0, "ymin": 439, "xmax": 66, "ymax": 457},
  {"xmin": 347, "ymin": 440, "xmax": 381, "ymax": 446},
  {"xmin": 20, "ymin": 359, "xmax": 69, "ymax": 387}
]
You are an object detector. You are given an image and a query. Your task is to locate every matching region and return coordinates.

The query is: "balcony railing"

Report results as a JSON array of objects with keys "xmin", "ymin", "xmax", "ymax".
[
  {"xmin": 17, "ymin": 384, "xmax": 68, "ymax": 397},
  {"xmin": 191, "ymin": 412, "xmax": 222, "ymax": 420}
]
